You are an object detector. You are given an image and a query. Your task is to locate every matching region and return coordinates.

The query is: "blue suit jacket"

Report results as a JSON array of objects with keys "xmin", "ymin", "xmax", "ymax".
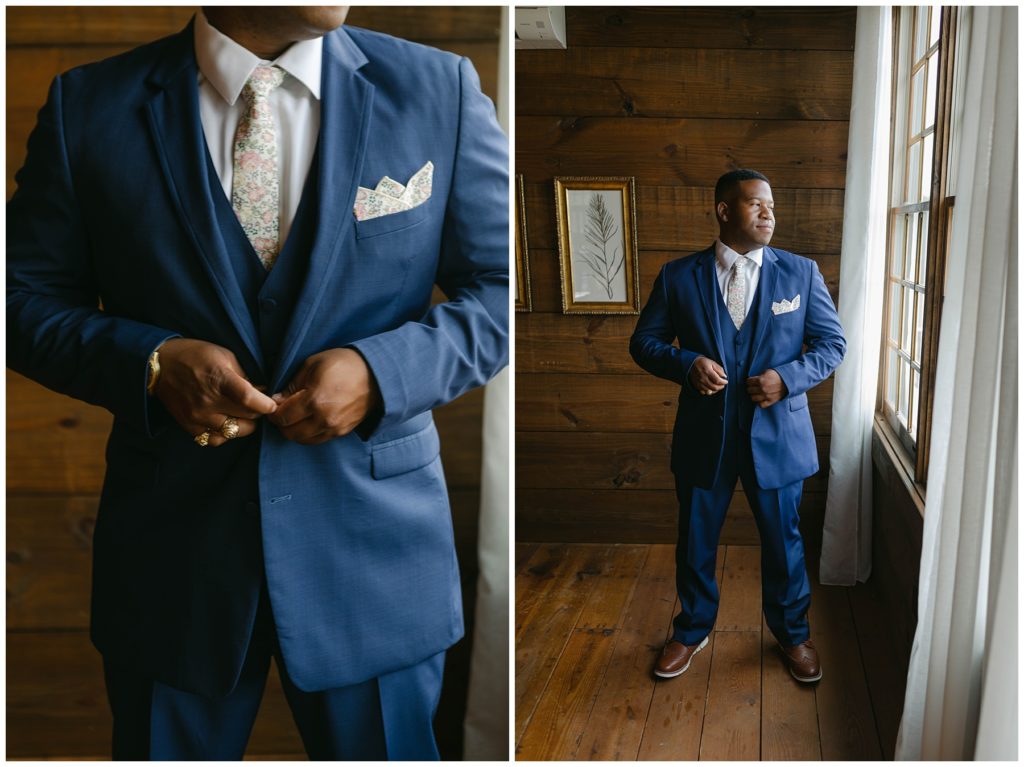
[
  {"xmin": 7, "ymin": 22, "xmax": 508, "ymax": 697},
  {"xmin": 630, "ymin": 245, "xmax": 845, "ymax": 490}
]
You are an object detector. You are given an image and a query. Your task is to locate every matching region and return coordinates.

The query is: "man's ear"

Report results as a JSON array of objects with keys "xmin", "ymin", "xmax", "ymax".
[{"xmin": 716, "ymin": 201, "xmax": 729, "ymax": 223}]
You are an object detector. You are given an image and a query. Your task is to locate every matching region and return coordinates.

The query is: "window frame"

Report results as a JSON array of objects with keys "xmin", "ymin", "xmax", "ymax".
[{"xmin": 877, "ymin": 6, "xmax": 959, "ymax": 487}]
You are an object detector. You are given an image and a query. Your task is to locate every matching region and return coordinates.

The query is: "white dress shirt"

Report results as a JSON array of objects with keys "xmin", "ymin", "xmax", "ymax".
[
  {"xmin": 193, "ymin": 9, "xmax": 322, "ymax": 249},
  {"xmin": 714, "ymin": 239, "xmax": 763, "ymax": 320}
]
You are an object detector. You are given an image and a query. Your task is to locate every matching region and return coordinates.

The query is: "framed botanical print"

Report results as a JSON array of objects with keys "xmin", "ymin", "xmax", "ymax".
[
  {"xmin": 553, "ymin": 176, "xmax": 640, "ymax": 314},
  {"xmin": 515, "ymin": 175, "xmax": 532, "ymax": 312}
]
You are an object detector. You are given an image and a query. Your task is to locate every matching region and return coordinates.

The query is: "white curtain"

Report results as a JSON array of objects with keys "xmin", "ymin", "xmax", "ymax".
[
  {"xmin": 462, "ymin": 366, "xmax": 510, "ymax": 759},
  {"xmin": 895, "ymin": 6, "xmax": 1017, "ymax": 760},
  {"xmin": 819, "ymin": 6, "xmax": 891, "ymax": 586},
  {"xmin": 463, "ymin": 8, "xmax": 510, "ymax": 759}
]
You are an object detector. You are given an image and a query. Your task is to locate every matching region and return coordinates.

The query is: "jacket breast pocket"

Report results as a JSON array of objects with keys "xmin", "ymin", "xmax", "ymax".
[
  {"xmin": 354, "ymin": 202, "xmax": 430, "ymax": 240},
  {"xmin": 371, "ymin": 422, "xmax": 441, "ymax": 479}
]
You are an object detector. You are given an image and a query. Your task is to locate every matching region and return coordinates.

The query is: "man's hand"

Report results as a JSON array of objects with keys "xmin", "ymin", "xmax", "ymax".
[
  {"xmin": 268, "ymin": 348, "xmax": 382, "ymax": 445},
  {"xmin": 155, "ymin": 338, "xmax": 278, "ymax": 446},
  {"xmin": 689, "ymin": 356, "xmax": 729, "ymax": 396},
  {"xmin": 746, "ymin": 369, "xmax": 788, "ymax": 408}
]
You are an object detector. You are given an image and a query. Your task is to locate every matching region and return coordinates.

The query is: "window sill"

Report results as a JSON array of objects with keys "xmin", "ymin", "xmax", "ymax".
[{"xmin": 873, "ymin": 414, "xmax": 926, "ymax": 517}]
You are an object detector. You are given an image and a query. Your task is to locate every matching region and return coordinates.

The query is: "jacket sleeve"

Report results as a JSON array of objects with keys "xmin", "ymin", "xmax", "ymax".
[
  {"xmin": 7, "ymin": 74, "xmax": 178, "ymax": 435},
  {"xmin": 348, "ymin": 57, "xmax": 509, "ymax": 434},
  {"xmin": 629, "ymin": 263, "xmax": 702, "ymax": 395},
  {"xmin": 772, "ymin": 260, "xmax": 846, "ymax": 398}
]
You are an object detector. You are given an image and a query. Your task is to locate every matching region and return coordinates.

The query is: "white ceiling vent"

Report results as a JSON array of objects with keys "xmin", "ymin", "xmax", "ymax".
[{"xmin": 515, "ymin": 7, "xmax": 567, "ymax": 50}]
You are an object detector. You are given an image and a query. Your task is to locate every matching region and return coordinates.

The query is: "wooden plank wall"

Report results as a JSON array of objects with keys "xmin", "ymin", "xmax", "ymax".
[
  {"xmin": 515, "ymin": 7, "xmax": 854, "ymax": 543},
  {"xmin": 6, "ymin": 6, "xmax": 502, "ymax": 760}
]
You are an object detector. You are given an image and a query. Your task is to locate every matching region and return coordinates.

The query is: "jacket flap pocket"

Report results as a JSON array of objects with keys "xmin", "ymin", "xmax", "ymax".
[
  {"xmin": 371, "ymin": 423, "xmax": 440, "ymax": 479},
  {"xmin": 788, "ymin": 392, "xmax": 809, "ymax": 411}
]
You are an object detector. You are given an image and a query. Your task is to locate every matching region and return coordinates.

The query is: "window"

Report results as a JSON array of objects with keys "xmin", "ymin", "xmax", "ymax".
[{"xmin": 879, "ymin": 6, "xmax": 961, "ymax": 483}]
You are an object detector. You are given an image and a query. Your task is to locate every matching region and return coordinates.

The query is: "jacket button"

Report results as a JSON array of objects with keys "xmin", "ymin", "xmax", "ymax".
[{"xmin": 260, "ymin": 297, "xmax": 277, "ymax": 313}]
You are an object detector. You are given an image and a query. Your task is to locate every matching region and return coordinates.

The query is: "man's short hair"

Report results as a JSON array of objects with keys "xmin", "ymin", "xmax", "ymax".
[{"xmin": 714, "ymin": 169, "xmax": 771, "ymax": 206}]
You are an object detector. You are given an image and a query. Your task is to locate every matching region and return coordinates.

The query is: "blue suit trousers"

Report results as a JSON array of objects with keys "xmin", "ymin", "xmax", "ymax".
[
  {"xmin": 672, "ymin": 434, "xmax": 812, "ymax": 647},
  {"xmin": 103, "ymin": 582, "xmax": 444, "ymax": 761}
]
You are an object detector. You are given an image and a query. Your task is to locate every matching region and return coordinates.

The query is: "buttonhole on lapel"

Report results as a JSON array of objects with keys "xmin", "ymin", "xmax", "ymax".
[{"xmin": 269, "ymin": 494, "xmax": 292, "ymax": 504}]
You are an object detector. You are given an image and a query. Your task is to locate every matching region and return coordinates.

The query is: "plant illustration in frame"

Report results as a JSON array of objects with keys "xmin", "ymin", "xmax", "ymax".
[{"xmin": 554, "ymin": 177, "xmax": 639, "ymax": 314}]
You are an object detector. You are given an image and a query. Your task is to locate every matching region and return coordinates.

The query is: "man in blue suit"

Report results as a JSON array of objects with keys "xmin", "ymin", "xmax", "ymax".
[
  {"xmin": 630, "ymin": 169, "xmax": 845, "ymax": 684},
  {"xmin": 7, "ymin": 6, "xmax": 507, "ymax": 760}
]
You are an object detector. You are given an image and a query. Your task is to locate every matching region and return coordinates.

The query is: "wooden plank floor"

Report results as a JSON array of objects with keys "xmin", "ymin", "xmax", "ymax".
[{"xmin": 515, "ymin": 542, "xmax": 887, "ymax": 760}]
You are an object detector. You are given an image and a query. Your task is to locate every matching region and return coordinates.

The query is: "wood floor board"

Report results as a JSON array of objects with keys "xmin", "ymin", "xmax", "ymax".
[
  {"xmin": 760, "ymin": 616, "xmax": 821, "ymax": 760},
  {"xmin": 514, "ymin": 545, "xmax": 611, "ymax": 741},
  {"xmin": 515, "ymin": 541, "xmax": 884, "ymax": 762},
  {"xmin": 515, "ymin": 628, "xmax": 618, "ymax": 760},
  {"xmin": 575, "ymin": 545, "xmax": 677, "ymax": 760},
  {"xmin": 806, "ymin": 570, "xmax": 883, "ymax": 759},
  {"xmin": 716, "ymin": 545, "xmax": 762, "ymax": 632},
  {"xmin": 698, "ymin": 630, "xmax": 762, "ymax": 760},
  {"xmin": 636, "ymin": 631, "xmax": 715, "ymax": 760}
]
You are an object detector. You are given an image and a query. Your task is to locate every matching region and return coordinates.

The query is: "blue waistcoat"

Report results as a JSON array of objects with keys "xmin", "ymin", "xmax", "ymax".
[
  {"xmin": 206, "ymin": 146, "xmax": 320, "ymax": 369},
  {"xmin": 716, "ymin": 278, "xmax": 761, "ymax": 440}
]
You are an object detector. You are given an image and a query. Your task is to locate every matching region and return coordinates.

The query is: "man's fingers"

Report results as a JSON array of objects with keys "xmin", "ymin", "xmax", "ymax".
[
  {"xmin": 270, "ymin": 389, "xmax": 313, "ymax": 428},
  {"xmin": 219, "ymin": 371, "xmax": 278, "ymax": 415},
  {"xmin": 185, "ymin": 415, "xmax": 258, "ymax": 447}
]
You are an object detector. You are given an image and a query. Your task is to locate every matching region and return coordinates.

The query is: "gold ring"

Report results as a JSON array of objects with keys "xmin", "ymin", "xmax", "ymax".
[
  {"xmin": 220, "ymin": 416, "xmax": 240, "ymax": 440},
  {"xmin": 194, "ymin": 431, "xmax": 211, "ymax": 447}
]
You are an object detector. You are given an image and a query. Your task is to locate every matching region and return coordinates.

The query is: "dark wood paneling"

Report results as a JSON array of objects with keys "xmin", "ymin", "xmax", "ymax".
[
  {"xmin": 560, "ymin": 7, "xmax": 857, "ymax": 51},
  {"xmin": 523, "ymin": 184, "xmax": 846, "ymax": 254},
  {"xmin": 518, "ymin": 48, "xmax": 853, "ymax": 120},
  {"xmin": 523, "ymin": 274, "xmax": 845, "ymax": 385},
  {"xmin": 516, "ymin": 488, "xmax": 828, "ymax": 545},
  {"xmin": 516, "ymin": 373, "xmax": 834, "ymax": 435},
  {"xmin": 516, "ymin": 117, "xmax": 849, "ymax": 188},
  {"xmin": 516, "ymin": 6, "xmax": 851, "ymax": 547},
  {"xmin": 5, "ymin": 7, "xmax": 501, "ymax": 45},
  {"xmin": 516, "ymin": 432, "xmax": 830, "ymax": 493}
]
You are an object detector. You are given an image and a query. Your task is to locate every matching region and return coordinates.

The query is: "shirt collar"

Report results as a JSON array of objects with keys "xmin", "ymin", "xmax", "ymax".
[
  {"xmin": 194, "ymin": 8, "xmax": 323, "ymax": 104},
  {"xmin": 715, "ymin": 239, "xmax": 764, "ymax": 271}
]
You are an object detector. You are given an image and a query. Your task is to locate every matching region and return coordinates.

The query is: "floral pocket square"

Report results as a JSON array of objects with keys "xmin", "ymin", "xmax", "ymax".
[
  {"xmin": 771, "ymin": 294, "xmax": 801, "ymax": 315},
  {"xmin": 353, "ymin": 161, "xmax": 433, "ymax": 221}
]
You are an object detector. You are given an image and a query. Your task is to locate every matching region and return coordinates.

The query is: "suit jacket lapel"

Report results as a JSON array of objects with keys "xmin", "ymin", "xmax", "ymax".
[
  {"xmin": 695, "ymin": 246, "xmax": 727, "ymax": 366},
  {"xmin": 144, "ymin": 21, "xmax": 264, "ymax": 375},
  {"xmin": 270, "ymin": 28, "xmax": 374, "ymax": 391}
]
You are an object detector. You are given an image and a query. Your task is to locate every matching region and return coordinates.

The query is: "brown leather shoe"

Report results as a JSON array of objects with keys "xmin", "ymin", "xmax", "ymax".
[
  {"xmin": 654, "ymin": 636, "xmax": 709, "ymax": 678},
  {"xmin": 779, "ymin": 639, "xmax": 822, "ymax": 682}
]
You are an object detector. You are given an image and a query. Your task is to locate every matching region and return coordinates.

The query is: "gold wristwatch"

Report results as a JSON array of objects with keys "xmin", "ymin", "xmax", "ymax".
[{"xmin": 146, "ymin": 350, "xmax": 161, "ymax": 396}]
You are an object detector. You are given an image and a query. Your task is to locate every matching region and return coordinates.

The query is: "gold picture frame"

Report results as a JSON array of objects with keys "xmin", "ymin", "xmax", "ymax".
[
  {"xmin": 554, "ymin": 176, "xmax": 640, "ymax": 314},
  {"xmin": 515, "ymin": 175, "xmax": 532, "ymax": 312}
]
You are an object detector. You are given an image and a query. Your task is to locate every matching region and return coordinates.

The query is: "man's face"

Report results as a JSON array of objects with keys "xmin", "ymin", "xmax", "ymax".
[{"xmin": 717, "ymin": 179, "xmax": 775, "ymax": 253}]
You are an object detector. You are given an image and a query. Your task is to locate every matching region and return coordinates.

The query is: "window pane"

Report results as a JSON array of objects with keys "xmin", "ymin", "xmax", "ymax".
[
  {"xmin": 915, "ymin": 7, "xmax": 930, "ymax": 61},
  {"xmin": 902, "ymin": 286, "xmax": 916, "ymax": 351},
  {"xmin": 926, "ymin": 58, "xmax": 938, "ymax": 130},
  {"xmin": 887, "ymin": 348, "xmax": 898, "ymax": 407},
  {"xmin": 921, "ymin": 132, "xmax": 934, "ymax": 201},
  {"xmin": 890, "ymin": 280, "xmax": 901, "ymax": 341},
  {"xmin": 910, "ymin": 368, "xmax": 920, "ymax": 439},
  {"xmin": 904, "ymin": 212, "xmax": 918, "ymax": 282},
  {"xmin": 918, "ymin": 210, "xmax": 930, "ymax": 287},
  {"xmin": 898, "ymin": 359, "xmax": 910, "ymax": 426},
  {"xmin": 911, "ymin": 68, "xmax": 926, "ymax": 137},
  {"xmin": 907, "ymin": 140, "xmax": 922, "ymax": 203},
  {"xmin": 929, "ymin": 6, "xmax": 941, "ymax": 47},
  {"xmin": 907, "ymin": 209, "xmax": 919, "ymax": 271},
  {"xmin": 891, "ymin": 214, "xmax": 906, "ymax": 277},
  {"xmin": 914, "ymin": 288, "xmax": 925, "ymax": 363}
]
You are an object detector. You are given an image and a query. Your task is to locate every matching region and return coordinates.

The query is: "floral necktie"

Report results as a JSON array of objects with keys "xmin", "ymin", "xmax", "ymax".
[
  {"xmin": 727, "ymin": 255, "xmax": 748, "ymax": 330},
  {"xmin": 232, "ymin": 65, "xmax": 286, "ymax": 270}
]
